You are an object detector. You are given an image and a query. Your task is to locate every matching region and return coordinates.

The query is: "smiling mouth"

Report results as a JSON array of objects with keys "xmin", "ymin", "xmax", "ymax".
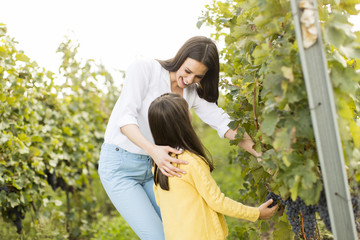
[{"xmin": 181, "ymin": 77, "xmax": 189, "ymax": 86}]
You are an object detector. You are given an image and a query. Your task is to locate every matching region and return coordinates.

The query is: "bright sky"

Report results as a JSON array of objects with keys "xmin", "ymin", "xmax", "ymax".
[
  {"xmin": 1, "ymin": 0, "xmax": 214, "ymax": 76},
  {"xmin": 1, "ymin": 0, "xmax": 359, "ymax": 80}
]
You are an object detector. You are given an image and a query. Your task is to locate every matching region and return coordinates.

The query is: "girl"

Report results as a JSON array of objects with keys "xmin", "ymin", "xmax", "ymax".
[
  {"xmin": 148, "ymin": 93, "xmax": 277, "ymax": 240},
  {"xmin": 98, "ymin": 36, "xmax": 262, "ymax": 239}
]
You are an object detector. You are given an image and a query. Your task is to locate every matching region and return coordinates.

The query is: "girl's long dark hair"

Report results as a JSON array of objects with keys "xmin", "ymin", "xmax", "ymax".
[
  {"xmin": 148, "ymin": 93, "xmax": 214, "ymax": 191},
  {"xmin": 157, "ymin": 36, "xmax": 220, "ymax": 103}
]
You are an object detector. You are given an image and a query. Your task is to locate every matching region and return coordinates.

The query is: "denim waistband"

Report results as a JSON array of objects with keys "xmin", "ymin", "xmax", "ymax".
[
  {"xmin": 101, "ymin": 143, "xmax": 150, "ymax": 160},
  {"xmin": 101, "ymin": 143, "xmax": 126, "ymax": 152}
]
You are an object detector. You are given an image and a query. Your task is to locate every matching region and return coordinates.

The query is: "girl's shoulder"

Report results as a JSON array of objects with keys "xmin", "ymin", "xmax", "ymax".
[
  {"xmin": 176, "ymin": 150, "xmax": 198, "ymax": 159},
  {"xmin": 176, "ymin": 150, "xmax": 209, "ymax": 169}
]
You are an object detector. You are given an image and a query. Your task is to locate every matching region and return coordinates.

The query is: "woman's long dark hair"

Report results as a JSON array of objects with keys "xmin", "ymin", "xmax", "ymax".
[
  {"xmin": 148, "ymin": 93, "xmax": 214, "ymax": 191},
  {"xmin": 157, "ymin": 36, "xmax": 220, "ymax": 103}
]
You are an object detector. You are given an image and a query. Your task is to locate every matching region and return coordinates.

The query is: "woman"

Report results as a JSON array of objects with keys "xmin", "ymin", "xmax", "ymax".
[
  {"xmin": 98, "ymin": 36, "xmax": 262, "ymax": 239},
  {"xmin": 148, "ymin": 93, "xmax": 277, "ymax": 240}
]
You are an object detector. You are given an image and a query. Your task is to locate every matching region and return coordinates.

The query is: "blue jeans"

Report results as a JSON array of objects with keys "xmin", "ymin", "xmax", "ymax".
[{"xmin": 98, "ymin": 143, "xmax": 164, "ymax": 240}]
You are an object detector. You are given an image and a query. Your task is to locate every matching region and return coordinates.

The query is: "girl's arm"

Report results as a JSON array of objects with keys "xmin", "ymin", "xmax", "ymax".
[
  {"xmin": 188, "ymin": 156, "xmax": 277, "ymax": 221},
  {"xmin": 121, "ymin": 124, "xmax": 188, "ymax": 177}
]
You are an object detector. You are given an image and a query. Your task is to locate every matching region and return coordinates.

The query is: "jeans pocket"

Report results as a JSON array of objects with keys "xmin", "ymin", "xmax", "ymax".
[{"xmin": 98, "ymin": 146, "xmax": 124, "ymax": 180}]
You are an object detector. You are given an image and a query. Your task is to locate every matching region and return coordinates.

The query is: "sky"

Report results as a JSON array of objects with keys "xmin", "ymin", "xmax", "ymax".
[
  {"xmin": 1, "ymin": 0, "xmax": 359, "ymax": 80},
  {"xmin": 0, "ymin": 0, "xmax": 214, "ymax": 77}
]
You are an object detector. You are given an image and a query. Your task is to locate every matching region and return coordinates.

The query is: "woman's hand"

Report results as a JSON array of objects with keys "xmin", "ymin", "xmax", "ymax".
[
  {"xmin": 149, "ymin": 145, "xmax": 188, "ymax": 177},
  {"xmin": 256, "ymin": 152, "xmax": 263, "ymax": 163},
  {"xmin": 258, "ymin": 199, "xmax": 278, "ymax": 220},
  {"xmin": 120, "ymin": 124, "xmax": 188, "ymax": 177},
  {"xmin": 224, "ymin": 129, "xmax": 262, "ymax": 158}
]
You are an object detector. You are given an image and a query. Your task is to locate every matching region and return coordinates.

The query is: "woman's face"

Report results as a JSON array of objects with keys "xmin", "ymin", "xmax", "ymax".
[{"xmin": 175, "ymin": 58, "xmax": 208, "ymax": 89}]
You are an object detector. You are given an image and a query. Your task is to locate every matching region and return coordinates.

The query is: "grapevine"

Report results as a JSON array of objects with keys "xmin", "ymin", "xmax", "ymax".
[
  {"xmin": 265, "ymin": 189, "xmax": 360, "ymax": 239},
  {"xmin": 201, "ymin": 0, "xmax": 360, "ymax": 238},
  {"xmin": 0, "ymin": 24, "xmax": 120, "ymax": 237}
]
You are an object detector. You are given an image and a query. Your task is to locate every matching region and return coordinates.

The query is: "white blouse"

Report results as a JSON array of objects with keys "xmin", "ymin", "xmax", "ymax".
[{"xmin": 104, "ymin": 58, "xmax": 231, "ymax": 155}]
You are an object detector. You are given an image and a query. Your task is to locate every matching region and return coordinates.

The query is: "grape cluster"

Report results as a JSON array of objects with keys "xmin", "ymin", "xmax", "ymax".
[
  {"xmin": 299, "ymin": 199, "xmax": 317, "ymax": 239},
  {"xmin": 285, "ymin": 198, "xmax": 302, "ymax": 237},
  {"xmin": 285, "ymin": 197, "xmax": 317, "ymax": 239},
  {"xmin": 45, "ymin": 169, "xmax": 57, "ymax": 191},
  {"xmin": 265, "ymin": 191, "xmax": 284, "ymax": 207},
  {"xmin": 1, "ymin": 206, "xmax": 25, "ymax": 234},
  {"xmin": 0, "ymin": 186, "xmax": 25, "ymax": 233},
  {"xmin": 266, "ymin": 191, "xmax": 317, "ymax": 238},
  {"xmin": 44, "ymin": 169, "xmax": 68, "ymax": 191},
  {"xmin": 0, "ymin": 185, "xmax": 10, "ymax": 194},
  {"xmin": 7, "ymin": 206, "xmax": 25, "ymax": 234},
  {"xmin": 352, "ymin": 196, "xmax": 359, "ymax": 219}
]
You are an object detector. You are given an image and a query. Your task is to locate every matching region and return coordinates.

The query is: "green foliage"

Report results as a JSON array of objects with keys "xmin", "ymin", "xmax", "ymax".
[
  {"xmin": 91, "ymin": 214, "xmax": 139, "ymax": 240},
  {"xmin": 200, "ymin": 0, "xmax": 360, "ymax": 238},
  {"xmin": 0, "ymin": 22, "xmax": 120, "ymax": 238}
]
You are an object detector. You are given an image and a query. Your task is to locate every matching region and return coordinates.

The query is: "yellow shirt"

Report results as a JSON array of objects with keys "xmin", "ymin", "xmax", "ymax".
[{"xmin": 153, "ymin": 151, "xmax": 260, "ymax": 240}]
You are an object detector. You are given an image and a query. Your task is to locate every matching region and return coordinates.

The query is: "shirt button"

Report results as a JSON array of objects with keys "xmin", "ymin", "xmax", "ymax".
[{"xmin": 115, "ymin": 148, "xmax": 119, "ymax": 151}]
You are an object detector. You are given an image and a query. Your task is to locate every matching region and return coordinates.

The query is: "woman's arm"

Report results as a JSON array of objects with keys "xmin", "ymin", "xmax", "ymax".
[
  {"xmin": 120, "ymin": 124, "xmax": 188, "ymax": 177},
  {"xmin": 224, "ymin": 129, "xmax": 262, "ymax": 160},
  {"xmin": 191, "ymin": 97, "xmax": 261, "ymax": 159},
  {"xmin": 191, "ymin": 94, "xmax": 262, "ymax": 160},
  {"xmin": 113, "ymin": 60, "xmax": 187, "ymax": 177}
]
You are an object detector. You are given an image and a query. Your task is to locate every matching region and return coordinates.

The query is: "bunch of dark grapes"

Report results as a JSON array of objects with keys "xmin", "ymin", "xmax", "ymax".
[
  {"xmin": 352, "ymin": 195, "xmax": 359, "ymax": 219},
  {"xmin": 285, "ymin": 198, "xmax": 302, "ymax": 237},
  {"xmin": 8, "ymin": 206, "xmax": 25, "ymax": 233},
  {"xmin": 265, "ymin": 191, "xmax": 284, "ymax": 207},
  {"xmin": 267, "ymin": 189, "xmax": 359, "ymax": 237},
  {"xmin": 266, "ymin": 192, "xmax": 315, "ymax": 237},
  {"xmin": 297, "ymin": 198, "xmax": 317, "ymax": 239},
  {"xmin": 284, "ymin": 197, "xmax": 317, "ymax": 239},
  {"xmin": 45, "ymin": 169, "xmax": 57, "ymax": 191},
  {"xmin": 0, "ymin": 185, "xmax": 10, "ymax": 194},
  {"xmin": 0, "ymin": 186, "xmax": 25, "ymax": 233},
  {"xmin": 351, "ymin": 195, "xmax": 360, "ymax": 233},
  {"xmin": 55, "ymin": 177, "xmax": 68, "ymax": 191},
  {"xmin": 44, "ymin": 169, "xmax": 68, "ymax": 191}
]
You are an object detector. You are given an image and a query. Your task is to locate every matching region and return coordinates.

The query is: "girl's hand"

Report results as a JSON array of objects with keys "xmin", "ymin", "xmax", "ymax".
[
  {"xmin": 149, "ymin": 145, "xmax": 188, "ymax": 177},
  {"xmin": 258, "ymin": 199, "xmax": 278, "ymax": 220}
]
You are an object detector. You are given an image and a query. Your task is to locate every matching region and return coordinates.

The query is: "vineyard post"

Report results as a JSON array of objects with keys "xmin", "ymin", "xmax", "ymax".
[{"xmin": 290, "ymin": 0, "xmax": 357, "ymax": 239}]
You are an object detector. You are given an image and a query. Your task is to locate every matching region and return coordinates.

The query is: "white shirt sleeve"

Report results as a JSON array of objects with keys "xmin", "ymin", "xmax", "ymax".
[
  {"xmin": 116, "ymin": 59, "xmax": 152, "ymax": 128},
  {"xmin": 192, "ymin": 95, "xmax": 231, "ymax": 138}
]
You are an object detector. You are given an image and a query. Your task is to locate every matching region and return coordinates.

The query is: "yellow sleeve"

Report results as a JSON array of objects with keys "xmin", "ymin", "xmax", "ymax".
[{"xmin": 188, "ymin": 156, "xmax": 260, "ymax": 222}]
